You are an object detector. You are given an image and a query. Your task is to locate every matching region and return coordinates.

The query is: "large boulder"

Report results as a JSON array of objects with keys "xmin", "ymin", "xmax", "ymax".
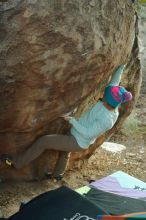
[{"xmin": 0, "ymin": 0, "xmax": 141, "ymax": 180}]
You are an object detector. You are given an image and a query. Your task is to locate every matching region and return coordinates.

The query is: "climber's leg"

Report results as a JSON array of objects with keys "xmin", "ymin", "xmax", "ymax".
[
  {"xmin": 12, "ymin": 134, "xmax": 82, "ymax": 168},
  {"xmin": 53, "ymin": 151, "xmax": 71, "ymax": 179}
]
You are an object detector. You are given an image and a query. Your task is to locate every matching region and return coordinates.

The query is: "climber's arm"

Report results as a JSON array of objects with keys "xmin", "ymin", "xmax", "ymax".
[{"xmin": 107, "ymin": 65, "xmax": 125, "ymax": 86}]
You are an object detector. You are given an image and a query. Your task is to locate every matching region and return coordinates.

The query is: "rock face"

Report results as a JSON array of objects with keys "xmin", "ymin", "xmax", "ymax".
[
  {"xmin": 139, "ymin": 4, "xmax": 146, "ymax": 93},
  {"xmin": 0, "ymin": 0, "xmax": 141, "ymax": 180}
]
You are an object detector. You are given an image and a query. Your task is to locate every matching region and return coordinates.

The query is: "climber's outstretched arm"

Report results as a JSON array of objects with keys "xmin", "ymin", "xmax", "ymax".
[{"xmin": 108, "ymin": 64, "xmax": 125, "ymax": 86}]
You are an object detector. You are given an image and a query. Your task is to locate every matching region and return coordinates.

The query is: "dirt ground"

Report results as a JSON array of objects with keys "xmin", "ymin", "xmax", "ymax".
[{"xmin": 0, "ymin": 87, "xmax": 146, "ymax": 218}]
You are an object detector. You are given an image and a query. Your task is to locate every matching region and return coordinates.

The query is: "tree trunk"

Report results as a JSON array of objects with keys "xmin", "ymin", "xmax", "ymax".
[{"xmin": 0, "ymin": 0, "xmax": 141, "ymax": 181}]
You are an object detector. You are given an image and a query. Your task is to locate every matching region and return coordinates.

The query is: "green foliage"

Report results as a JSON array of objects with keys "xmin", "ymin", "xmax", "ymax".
[
  {"xmin": 132, "ymin": 1, "xmax": 140, "ymax": 13},
  {"xmin": 132, "ymin": 0, "xmax": 146, "ymax": 14},
  {"xmin": 138, "ymin": 0, "xmax": 146, "ymax": 4}
]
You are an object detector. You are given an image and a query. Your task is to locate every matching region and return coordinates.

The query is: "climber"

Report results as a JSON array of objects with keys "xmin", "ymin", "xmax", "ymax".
[{"xmin": 0, "ymin": 65, "xmax": 132, "ymax": 180}]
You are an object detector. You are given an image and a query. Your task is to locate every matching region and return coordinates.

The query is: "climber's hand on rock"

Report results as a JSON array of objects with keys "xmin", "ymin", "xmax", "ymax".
[
  {"xmin": 117, "ymin": 64, "xmax": 126, "ymax": 71},
  {"xmin": 60, "ymin": 111, "xmax": 72, "ymax": 117},
  {"xmin": 62, "ymin": 116, "xmax": 72, "ymax": 121}
]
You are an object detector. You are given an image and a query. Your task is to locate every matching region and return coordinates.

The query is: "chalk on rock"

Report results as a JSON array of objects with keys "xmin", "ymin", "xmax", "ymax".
[{"xmin": 100, "ymin": 142, "xmax": 126, "ymax": 153}]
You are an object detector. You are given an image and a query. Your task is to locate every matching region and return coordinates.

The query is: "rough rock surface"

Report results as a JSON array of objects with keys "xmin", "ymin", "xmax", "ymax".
[{"xmin": 0, "ymin": 0, "xmax": 141, "ymax": 180}]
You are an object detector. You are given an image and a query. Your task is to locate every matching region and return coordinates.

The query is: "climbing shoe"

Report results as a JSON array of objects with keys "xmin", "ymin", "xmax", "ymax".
[
  {"xmin": 45, "ymin": 172, "xmax": 63, "ymax": 181},
  {"xmin": 54, "ymin": 175, "xmax": 63, "ymax": 181},
  {"xmin": 45, "ymin": 172, "xmax": 53, "ymax": 179},
  {"xmin": 0, "ymin": 154, "xmax": 13, "ymax": 166}
]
